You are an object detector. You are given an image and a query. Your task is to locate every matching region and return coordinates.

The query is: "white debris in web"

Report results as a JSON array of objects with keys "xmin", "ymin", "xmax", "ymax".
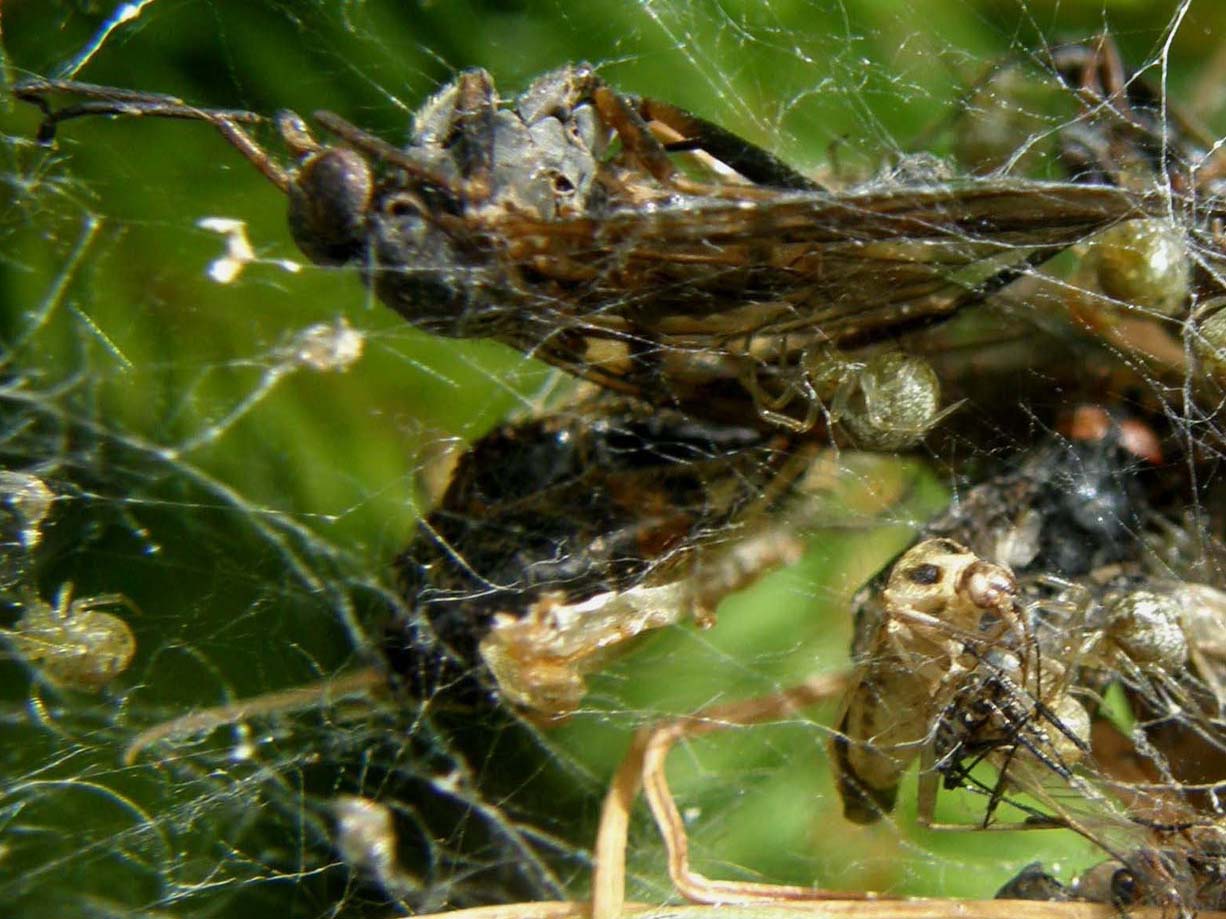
[
  {"xmin": 334, "ymin": 796, "xmax": 420, "ymax": 902},
  {"xmin": 198, "ymin": 216, "xmax": 301, "ymax": 283},
  {"xmin": 0, "ymin": 472, "xmax": 55, "ymax": 550},
  {"xmin": 290, "ymin": 318, "xmax": 365, "ymax": 373}
]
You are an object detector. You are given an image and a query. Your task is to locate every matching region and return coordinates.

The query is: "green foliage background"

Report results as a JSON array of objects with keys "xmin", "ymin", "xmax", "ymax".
[{"xmin": 1, "ymin": 1, "xmax": 1224, "ymax": 917}]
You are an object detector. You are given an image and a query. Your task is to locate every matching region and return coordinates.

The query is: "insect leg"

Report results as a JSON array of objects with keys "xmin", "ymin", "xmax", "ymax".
[
  {"xmin": 587, "ymin": 82, "xmax": 678, "ymax": 186},
  {"xmin": 635, "ymin": 96, "xmax": 822, "ymax": 191},
  {"xmin": 310, "ymin": 110, "xmax": 465, "ymax": 202},
  {"xmin": 13, "ymin": 78, "xmax": 290, "ymax": 192},
  {"xmin": 1050, "ymin": 37, "xmax": 1131, "ymax": 113},
  {"xmin": 446, "ymin": 68, "xmax": 497, "ymax": 202}
]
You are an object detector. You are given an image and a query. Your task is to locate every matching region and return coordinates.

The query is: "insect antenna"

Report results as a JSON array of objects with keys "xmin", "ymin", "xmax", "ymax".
[{"xmin": 15, "ymin": 78, "xmax": 291, "ymax": 191}]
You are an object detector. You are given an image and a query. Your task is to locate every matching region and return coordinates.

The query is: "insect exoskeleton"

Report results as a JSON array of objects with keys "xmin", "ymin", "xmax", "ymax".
[
  {"xmin": 387, "ymin": 402, "xmax": 811, "ymax": 718},
  {"xmin": 831, "ymin": 537, "xmax": 1020, "ymax": 823}
]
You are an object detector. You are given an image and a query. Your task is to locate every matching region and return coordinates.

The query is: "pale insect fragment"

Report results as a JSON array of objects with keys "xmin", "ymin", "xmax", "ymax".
[
  {"xmin": 197, "ymin": 216, "xmax": 301, "ymax": 283},
  {"xmin": 480, "ymin": 519, "xmax": 807, "ymax": 717},
  {"xmin": 1099, "ymin": 590, "xmax": 1188, "ymax": 672},
  {"xmin": 832, "ymin": 537, "xmax": 1033, "ymax": 824},
  {"xmin": 0, "ymin": 471, "xmax": 55, "ymax": 550},
  {"xmin": 2, "ymin": 582, "xmax": 136, "ymax": 691}
]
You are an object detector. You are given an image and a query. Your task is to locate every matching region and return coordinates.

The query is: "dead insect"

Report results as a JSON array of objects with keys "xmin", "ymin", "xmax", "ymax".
[
  {"xmin": 831, "ymin": 537, "xmax": 1035, "ymax": 824},
  {"xmin": 579, "ymin": 405, "xmax": 1226, "ymax": 917},
  {"xmin": 830, "ymin": 406, "xmax": 1159, "ymax": 827},
  {"xmin": 389, "ymin": 388, "xmax": 939, "ymax": 723},
  {"xmin": 15, "ymin": 71, "xmax": 1159, "ymax": 438},
  {"xmin": 388, "ymin": 397, "xmax": 816, "ymax": 718},
  {"xmin": 999, "ymin": 833, "xmax": 1226, "ymax": 912},
  {"xmin": 941, "ymin": 37, "xmax": 1226, "ymax": 419},
  {"xmin": 124, "ymin": 396, "xmax": 835, "ymax": 758},
  {"xmin": 1044, "ymin": 38, "xmax": 1226, "ymax": 407}
]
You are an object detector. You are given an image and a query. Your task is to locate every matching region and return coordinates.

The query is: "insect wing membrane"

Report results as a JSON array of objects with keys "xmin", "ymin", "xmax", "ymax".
[{"xmin": 405, "ymin": 181, "xmax": 1157, "ymax": 423}]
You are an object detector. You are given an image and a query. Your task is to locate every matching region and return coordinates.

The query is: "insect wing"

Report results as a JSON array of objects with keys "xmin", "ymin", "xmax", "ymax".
[{"xmin": 381, "ymin": 181, "xmax": 1159, "ymax": 425}]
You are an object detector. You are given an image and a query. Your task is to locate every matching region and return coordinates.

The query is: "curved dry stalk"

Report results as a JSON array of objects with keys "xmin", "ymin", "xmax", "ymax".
[
  {"xmin": 637, "ymin": 672, "xmax": 876, "ymax": 906},
  {"xmin": 593, "ymin": 675, "xmax": 857, "ymax": 919},
  {"xmin": 413, "ymin": 897, "xmax": 1226, "ymax": 919},
  {"xmin": 592, "ymin": 729, "xmax": 652, "ymax": 919},
  {"xmin": 123, "ymin": 667, "xmax": 386, "ymax": 764}
]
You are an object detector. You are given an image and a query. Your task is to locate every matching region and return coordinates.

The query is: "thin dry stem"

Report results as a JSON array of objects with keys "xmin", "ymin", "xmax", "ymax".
[
  {"xmin": 638, "ymin": 672, "xmax": 875, "ymax": 905},
  {"xmin": 592, "ymin": 729, "xmax": 651, "ymax": 919},
  {"xmin": 123, "ymin": 666, "xmax": 386, "ymax": 764},
  {"xmin": 413, "ymin": 899, "xmax": 1226, "ymax": 919}
]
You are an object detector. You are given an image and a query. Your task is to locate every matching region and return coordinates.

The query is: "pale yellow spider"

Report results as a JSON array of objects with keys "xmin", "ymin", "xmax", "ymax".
[{"xmin": 3, "ymin": 582, "xmax": 137, "ymax": 691}]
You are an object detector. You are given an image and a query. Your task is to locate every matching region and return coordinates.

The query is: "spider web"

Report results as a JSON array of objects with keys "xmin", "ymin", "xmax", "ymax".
[{"xmin": 2, "ymin": 1, "xmax": 1224, "ymax": 916}]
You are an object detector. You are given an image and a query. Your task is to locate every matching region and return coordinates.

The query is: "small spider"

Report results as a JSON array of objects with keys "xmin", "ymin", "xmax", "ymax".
[{"xmin": 2, "ymin": 582, "xmax": 137, "ymax": 691}]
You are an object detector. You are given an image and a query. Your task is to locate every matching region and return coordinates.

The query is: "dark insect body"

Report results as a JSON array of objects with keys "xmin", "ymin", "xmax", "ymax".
[{"xmin": 388, "ymin": 401, "xmax": 810, "ymax": 716}]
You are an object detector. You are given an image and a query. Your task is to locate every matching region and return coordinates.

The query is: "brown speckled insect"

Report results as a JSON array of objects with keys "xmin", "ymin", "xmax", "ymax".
[{"xmin": 16, "ymin": 68, "xmax": 1164, "ymax": 442}]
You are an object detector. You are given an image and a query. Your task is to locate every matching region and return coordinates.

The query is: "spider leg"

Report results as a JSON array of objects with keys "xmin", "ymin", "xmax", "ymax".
[
  {"xmin": 122, "ymin": 667, "xmax": 385, "ymax": 765},
  {"xmin": 70, "ymin": 592, "xmax": 141, "ymax": 619}
]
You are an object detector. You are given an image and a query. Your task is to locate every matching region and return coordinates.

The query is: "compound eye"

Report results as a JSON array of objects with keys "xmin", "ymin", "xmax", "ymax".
[
  {"xmin": 904, "ymin": 563, "xmax": 941, "ymax": 585},
  {"xmin": 288, "ymin": 146, "xmax": 373, "ymax": 266},
  {"xmin": 1109, "ymin": 868, "xmax": 1140, "ymax": 907}
]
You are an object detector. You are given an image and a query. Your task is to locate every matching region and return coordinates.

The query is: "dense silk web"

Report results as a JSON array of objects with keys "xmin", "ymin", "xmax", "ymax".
[{"xmin": 3, "ymin": 2, "xmax": 1226, "ymax": 916}]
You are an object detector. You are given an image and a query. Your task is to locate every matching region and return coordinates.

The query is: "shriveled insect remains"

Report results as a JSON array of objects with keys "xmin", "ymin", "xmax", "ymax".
[
  {"xmin": 388, "ymin": 398, "xmax": 824, "ymax": 718},
  {"xmin": 580, "ymin": 425, "xmax": 1226, "ymax": 918}
]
